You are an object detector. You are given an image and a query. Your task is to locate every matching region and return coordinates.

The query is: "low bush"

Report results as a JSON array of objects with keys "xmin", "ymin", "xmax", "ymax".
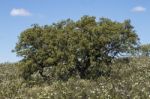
[{"xmin": 1, "ymin": 57, "xmax": 150, "ymax": 98}]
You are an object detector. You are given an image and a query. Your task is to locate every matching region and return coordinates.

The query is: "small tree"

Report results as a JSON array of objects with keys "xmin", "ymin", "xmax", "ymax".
[
  {"xmin": 140, "ymin": 44, "xmax": 150, "ymax": 57},
  {"xmin": 14, "ymin": 16, "xmax": 139, "ymax": 80}
]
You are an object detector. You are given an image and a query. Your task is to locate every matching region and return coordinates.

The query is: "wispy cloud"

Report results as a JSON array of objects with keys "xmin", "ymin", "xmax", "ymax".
[
  {"xmin": 10, "ymin": 8, "xmax": 31, "ymax": 16},
  {"xmin": 131, "ymin": 6, "xmax": 146, "ymax": 13}
]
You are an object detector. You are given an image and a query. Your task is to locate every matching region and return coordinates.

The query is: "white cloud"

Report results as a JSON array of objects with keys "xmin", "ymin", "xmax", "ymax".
[
  {"xmin": 131, "ymin": 6, "xmax": 146, "ymax": 12},
  {"xmin": 10, "ymin": 8, "xmax": 31, "ymax": 16}
]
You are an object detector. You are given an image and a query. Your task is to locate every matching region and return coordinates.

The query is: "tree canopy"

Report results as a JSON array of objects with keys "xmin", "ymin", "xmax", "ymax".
[{"xmin": 14, "ymin": 16, "xmax": 139, "ymax": 80}]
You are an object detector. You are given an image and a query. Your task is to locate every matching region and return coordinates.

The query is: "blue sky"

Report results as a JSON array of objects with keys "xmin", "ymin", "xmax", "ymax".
[{"xmin": 0, "ymin": 0, "xmax": 149, "ymax": 63}]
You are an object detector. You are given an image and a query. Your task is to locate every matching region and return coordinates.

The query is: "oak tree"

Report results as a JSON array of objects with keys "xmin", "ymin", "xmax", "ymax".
[{"xmin": 14, "ymin": 16, "xmax": 139, "ymax": 80}]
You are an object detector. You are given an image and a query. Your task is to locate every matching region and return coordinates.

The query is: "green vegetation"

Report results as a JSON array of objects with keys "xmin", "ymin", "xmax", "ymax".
[
  {"xmin": 13, "ymin": 16, "xmax": 139, "ymax": 81},
  {"xmin": 1, "ymin": 58, "xmax": 150, "ymax": 98},
  {"xmin": 140, "ymin": 44, "xmax": 150, "ymax": 57},
  {"xmin": 1, "ymin": 16, "xmax": 150, "ymax": 98}
]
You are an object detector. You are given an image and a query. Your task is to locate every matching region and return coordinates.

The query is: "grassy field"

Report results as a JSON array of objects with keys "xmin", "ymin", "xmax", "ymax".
[{"xmin": 0, "ymin": 57, "xmax": 150, "ymax": 99}]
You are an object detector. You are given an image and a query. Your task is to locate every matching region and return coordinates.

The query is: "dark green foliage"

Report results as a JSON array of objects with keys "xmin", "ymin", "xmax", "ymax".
[{"xmin": 14, "ymin": 16, "xmax": 139, "ymax": 80}]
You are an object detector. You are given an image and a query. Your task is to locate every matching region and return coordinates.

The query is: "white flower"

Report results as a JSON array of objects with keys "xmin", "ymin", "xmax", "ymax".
[{"xmin": 91, "ymin": 90, "xmax": 95, "ymax": 94}]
